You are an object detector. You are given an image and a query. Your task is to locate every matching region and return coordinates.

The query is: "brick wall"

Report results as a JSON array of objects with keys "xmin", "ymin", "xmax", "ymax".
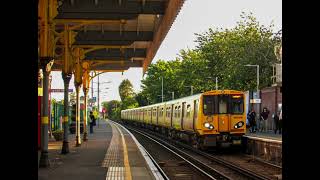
[{"xmin": 261, "ymin": 86, "xmax": 282, "ymax": 131}]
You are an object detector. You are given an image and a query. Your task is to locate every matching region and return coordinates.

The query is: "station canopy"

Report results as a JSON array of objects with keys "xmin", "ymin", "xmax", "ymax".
[{"xmin": 51, "ymin": 0, "xmax": 185, "ymax": 73}]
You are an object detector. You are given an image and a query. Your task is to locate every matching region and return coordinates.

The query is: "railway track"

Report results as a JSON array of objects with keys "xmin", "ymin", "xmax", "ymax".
[
  {"xmin": 122, "ymin": 123, "xmax": 280, "ymax": 180},
  {"xmin": 127, "ymin": 126, "xmax": 231, "ymax": 180}
]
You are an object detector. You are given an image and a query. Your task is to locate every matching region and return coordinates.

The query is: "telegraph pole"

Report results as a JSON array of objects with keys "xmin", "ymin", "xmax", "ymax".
[
  {"xmin": 161, "ymin": 76, "xmax": 164, "ymax": 102},
  {"xmin": 91, "ymin": 71, "xmax": 94, "ymax": 113},
  {"xmin": 215, "ymin": 77, "xmax": 218, "ymax": 90},
  {"xmin": 91, "ymin": 72, "xmax": 93, "ymax": 99},
  {"xmin": 97, "ymin": 74, "xmax": 100, "ymax": 127}
]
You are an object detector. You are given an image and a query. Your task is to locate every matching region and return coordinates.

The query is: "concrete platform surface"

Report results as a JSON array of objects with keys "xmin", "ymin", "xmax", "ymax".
[{"xmin": 38, "ymin": 120, "xmax": 163, "ymax": 180}]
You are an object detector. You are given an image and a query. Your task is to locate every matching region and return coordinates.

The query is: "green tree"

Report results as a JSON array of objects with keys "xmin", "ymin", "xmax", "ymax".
[
  {"xmin": 119, "ymin": 79, "xmax": 138, "ymax": 109},
  {"xmin": 138, "ymin": 12, "xmax": 281, "ymax": 105},
  {"xmin": 175, "ymin": 49, "xmax": 208, "ymax": 96},
  {"xmin": 118, "ymin": 79, "xmax": 135, "ymax": 101},
  {"xmin": 195, "ymin": 12, "xmax": 281, "ymax": 90},
  {"xmin": 121, "ymin": 97, "xmax": 139, "ymax": 110},
  {"xmin": 102, "ymin": 100, "xmax": 121, "ymax": 120},
  {"xmin": 135, "ymin": 92, "xmax": 148, "ymax": 106},
  {"xmin": 141, "ymin": 59, "xmax": 181, "ymax": 103}
]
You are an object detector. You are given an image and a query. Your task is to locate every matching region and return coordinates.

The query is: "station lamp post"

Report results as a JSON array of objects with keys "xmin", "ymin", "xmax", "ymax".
[
  {"xmin": 92, "ymin": 76, "xmax": 111, "ymax": 127},
  {"xmin": 160, "ymin": 76, "xmax": 164, "ymax": 102},
  {"xmin": 185, "ymin": 86, "xmax": 193, "ymax": 95},
  {"xmin": 215, "ymin": 77, "xmax": 218, "ymax": 90},
  {"xmin": 244, "ymin": 64, "xmax": 260, "ymax": 115},
  {"xmin": 168, "ymin": 91, "xmax": 174, "ymax": 100},
  {"xmin": 244, "ymin": 64, "xmax": 259, "ymax": 95},
  {"xmin": 157, "ymin": 95, "xmax": 165, "ymax": 103},
  {"xmin": 206, "ymin": 77, "xmax": 218, "ymax": 90},
  {"xmin": 94, "ymin": 86, "xmax": 110, "ymax": 127}
]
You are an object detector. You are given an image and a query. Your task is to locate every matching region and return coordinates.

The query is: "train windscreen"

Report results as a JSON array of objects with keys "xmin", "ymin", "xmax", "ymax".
[
  {"xmin": 203, "ymin": 95, "xmax": 215, "ymax": 115},
  {"xmin": 230, "ymin": 95, "xmax": 244, "ymax": 114},
  {"xmin": 203, "ymin": 94, "xmax": 244, "ymax": 115}
]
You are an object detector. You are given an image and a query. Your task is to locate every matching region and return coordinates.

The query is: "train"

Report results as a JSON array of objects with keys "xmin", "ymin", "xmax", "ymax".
[{"xmin": 121, "ymin": 90, "xmax": 246, "ymax": 149}]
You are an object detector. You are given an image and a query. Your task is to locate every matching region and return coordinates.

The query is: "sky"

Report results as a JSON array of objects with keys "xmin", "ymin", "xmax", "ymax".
[{"xmin": 50, "ymin": 0, "xmax": 282, "ymax": 107}]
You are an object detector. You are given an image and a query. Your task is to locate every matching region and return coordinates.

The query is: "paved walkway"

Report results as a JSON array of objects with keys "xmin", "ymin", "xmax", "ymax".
[
  {"xmin": 38, "ymin": 120, "xmax": 160, "ymax": 180},
  {"xmin": 245, "ymin": 129, "xmax": 282, "ymax": 141}
]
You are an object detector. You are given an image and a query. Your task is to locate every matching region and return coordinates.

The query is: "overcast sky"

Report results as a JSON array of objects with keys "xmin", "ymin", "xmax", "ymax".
[{"xmin": 51, "ymin": 0, "xmax": 282, "ymax": 106}]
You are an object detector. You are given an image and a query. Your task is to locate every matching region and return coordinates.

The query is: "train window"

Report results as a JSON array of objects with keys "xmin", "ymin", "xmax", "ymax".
[
  {"xmin": 218, "ymin": 95, "xmax": 228, "ymax": 114},
  {"xmin": 186, "ymin": 104, "xmax": 191, "ymax": 117},
  {"xmin": 178, "ymin": 106, "xmax": 181, "ymax": 118},
  {"xmin": 175, "ymin": 106, "xmax": 178, "ymax": 118},
  {"xmin": 166, "ymin": 107, "xmax": 169, "ymax": 117},
  {"xmin": 203, "ymin": 95, "xmax": 215, "ymax": 115},
  {"xmin": 230, "ymin": 95, "xmax": 244, "ymax": 114}
]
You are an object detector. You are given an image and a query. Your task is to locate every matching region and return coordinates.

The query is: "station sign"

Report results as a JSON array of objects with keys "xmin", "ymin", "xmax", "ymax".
[
  {"xmin": 50, "ymin": 89, "xmax": 73, "ymax": 93},
  {"xmin": 89, "ymin": 97, "xmax": 96, "ymax": 103},
  {"xmin": 250, "ymin": 99, "xmax": 261, "ymax": 103}
]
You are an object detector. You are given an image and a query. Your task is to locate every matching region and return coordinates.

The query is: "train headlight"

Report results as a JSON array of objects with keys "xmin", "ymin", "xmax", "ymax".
[
  {"xmin": 234, "ymin": 121, "xmax": 244, "ymax": 129},
  {"xmin": 204, "ymin": 123, "xmax": 214, "ymax": 130}
]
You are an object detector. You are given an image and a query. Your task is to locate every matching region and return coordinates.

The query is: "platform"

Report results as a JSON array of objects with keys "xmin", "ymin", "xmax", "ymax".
[
  {"xmin": 38, "ymin": 119, "xmax": 163, "ymax": 180},
  {"xmin": 243, "ymin": 129, "xmax": 282, "ymax": 166},
  {"xmin": 245, "ymin": 129, "xmax": 282, "ymax": 142}
]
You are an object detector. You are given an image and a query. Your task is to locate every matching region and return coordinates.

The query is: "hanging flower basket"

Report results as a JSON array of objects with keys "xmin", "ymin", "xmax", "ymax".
[{"xmin": 52, "ymin": 130, "xmax": 64, "ymax": 141}]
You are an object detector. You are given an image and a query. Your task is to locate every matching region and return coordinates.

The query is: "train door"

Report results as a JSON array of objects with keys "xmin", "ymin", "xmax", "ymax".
[
  {"xmin": 181, "ymin": 102, "xmax": 186, "ymax": 130},
  {"xmin": 156, "ymin": 106, "xmax": 159, "ymax": 125},
  {"xmin": 173, "ymin": 105, "xmax": 178, "ymax": 129},
  {"xmin": 149, "ymin": 108, "xmax": 152, "ymax": 124},
  {"xmin": 150, "ymin": 108, "xmax": 153, "ymax": 124},
  {"xmin": 193, "ymin": 99, "xmax": 199, "ymax": 131},
  {"xmin": 217, "ymin": 95, "xmax": 229, "ymax": 132},
  {"xmin": 142, "ymin": 109, "xmax": 144, "ymax": 123},
  {"xmin": 170, "ymin": 104, "xmax": 174, "ymax": 128}
]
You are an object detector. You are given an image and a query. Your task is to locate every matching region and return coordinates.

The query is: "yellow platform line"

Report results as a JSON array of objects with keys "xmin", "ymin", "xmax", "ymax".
[{"xmin": 114, "ymin": 124, "xmax": 132, "ymax": 180}]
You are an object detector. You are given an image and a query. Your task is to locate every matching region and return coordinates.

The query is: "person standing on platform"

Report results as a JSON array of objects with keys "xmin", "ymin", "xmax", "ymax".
[
  {"xmin": 248, "ymin": 109, "xmax": 256, "ymax": 133},
  {"xmin": 260, "ymin": 107, "xmax": 270, "ymax": 132},
  {"xmin": 278, "ymin": 109, "xmax": 282, "ymax": 134},
  {"xmin": 273, "ymin": 111, "xmax": 280, "ymax": 134},
  {"xmin": 89, "ymin": 111, "xmax": 95, "ymax": 134}
]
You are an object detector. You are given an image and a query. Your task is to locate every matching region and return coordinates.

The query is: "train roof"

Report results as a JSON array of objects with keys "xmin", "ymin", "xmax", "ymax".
[{"xmin": 122, "ymin": 89, "xmax": 244, "ymax": 111}]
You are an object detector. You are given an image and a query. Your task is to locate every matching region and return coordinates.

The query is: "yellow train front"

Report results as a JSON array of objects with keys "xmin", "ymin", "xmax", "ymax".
[
  {"xmin": 121, "ymin": 90, "xmax": 246, "ymax": 149},
  {"xmin": 196, "ymin": 90, "xmax": 246, "ymax": 148}
]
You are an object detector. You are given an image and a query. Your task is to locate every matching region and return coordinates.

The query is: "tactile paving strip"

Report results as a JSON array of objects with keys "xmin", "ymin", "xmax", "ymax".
[
  {"xmin": 105, "ymin": 166, "xmax": 125, "ymax": 180},
  {"xmin": 101, "ymin": 123, "xmax": 124, "ymax": 168}
]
